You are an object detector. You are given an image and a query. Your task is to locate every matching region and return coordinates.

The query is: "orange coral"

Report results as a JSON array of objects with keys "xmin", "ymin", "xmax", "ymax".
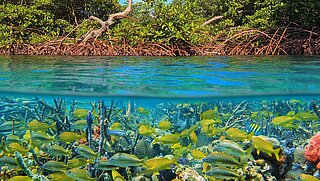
[
  {"xmin": 305, "ymin": 134, "xmax": 320, "ymax": 167},
  {"xmin": 93, "ymin": 125, "xmax": 100, "ymax": 140}
]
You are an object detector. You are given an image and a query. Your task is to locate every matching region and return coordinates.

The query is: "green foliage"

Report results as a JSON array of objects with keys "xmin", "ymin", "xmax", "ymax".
[
  {"xmin": 0, "ymin": 0, "xmax": 120, "ymax": 46},
  {"xmin": 0, "ymin": 0, "xmax": 319, "ymax": 47},
  {"xmin": 110, "ymin": 0, "xmax": 209, "ymax": 45},
  {"xmin": 48, "ymin": 0, "xmax": 120, "ymax": 25},
  {"xmin": 110, "ymin": 0, "xmax": 319, "ymax": 46},
  {"xmin": 280, "ymin": 0, "xmax": 320, "ymax": 29},
  {"xmin": 0, "ymin": 3, "xmax": 70, "ymax": 45},
  {"xmin": 2, "ymin": 0, "xmax": 121, "ymax": 24},
  {"xmin": 192, "ymin": 0, "xmax": 283, "ymax": 30},
  {"xmin": 193, "ymin": 0, "xmax": 319, "ymax": 30}
]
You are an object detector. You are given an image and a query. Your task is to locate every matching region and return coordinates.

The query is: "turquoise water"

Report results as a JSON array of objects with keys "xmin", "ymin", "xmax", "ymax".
[
  {"xmin": 0, "ymin": 55, "xmax": 320, "ymax": 180},
  {"xmin": 0, "ymin": 56, "xmax": 320, "ymax": 98}
]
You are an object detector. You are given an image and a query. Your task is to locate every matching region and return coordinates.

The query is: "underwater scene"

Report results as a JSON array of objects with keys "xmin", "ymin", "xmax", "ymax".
[{"xmin": 1, "ymin": 56, "xmax": 320, "ymax": 181}]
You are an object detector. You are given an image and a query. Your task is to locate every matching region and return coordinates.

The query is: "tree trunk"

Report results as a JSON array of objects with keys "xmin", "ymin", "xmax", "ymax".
[{"xmin": 81, "ymin": 0, "xmax": 132, "ymax": 43}]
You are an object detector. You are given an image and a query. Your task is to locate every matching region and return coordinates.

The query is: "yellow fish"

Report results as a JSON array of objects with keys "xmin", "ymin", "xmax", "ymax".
[
  {"xmin": 112, "ymin": 170, "xmax": 126, "ymax": 181},
  {"xmin": 190, "ymin": 131, "xmax": 197, "ymax": 145},
  {"xmin": 49, "ymin": 171, "xmax": 75, "ymax": 181},
  {"xmin": 23, "ymin": 130, "xmax": 32, "ymax": 145},
  {"xmin": 295, "ymin": 112, "xmax": 318, "ymax": 121},
  {"xmin": 42, "ymin": 161, "xmax": 68, "ymax": 172},
  {"xmin": 68, "ymin": 158, "xmax": 93, "ymax": 168},
  {"xmin": 199, "ymin": 119, "xmax": 221, "ymax": 126},
  {"xmin": 200, "ymin": 108, "xmax": 219, "ymax": 120},
  {"xmin": 73, "ymin": 109, "xmax": 89, "ymax": 119},
  {"xmin": 201, "ymin": 124, "xmax": 213, "ymax": 136},
  {"xmin": 72, "ymin": 120, "xmax": 87, "ymax": 130},
  {"xmin": 66, "ymin": 168, "xmax": 95, "ymax": 181},
  {"xmin": 0, "ymin": 149, "xmax": 4, "ymax": 157},
  {"xmin": 206, "ymin": 167, "xmax": 244, "ymax": 180},
  {"xmin": 212, "ymin": 127, "xmax": 227, "ymax": 136},
  {"xmin": 287, "ymin": 111, "xmax": 296, "ymax": 117},
  {"xmin": 95, "ymin": 161, "xmax": 120, "ymax": 171},
  {"xmin": 250, "ymin": 112, "xmax": 259, "ymax": 120},
  {"xmin": 0, "ymin": 156, "xmax": 18, "ymax": 168},
  {"xmin": 46, "ymin": 144, "xmax": 71, "ymax": 157},
  {"xmin": 26, "ymin": 120, "xmax": 56, "ymax": 131},
  {"xmin": 203, "ymin": 152, "xmax": 241, "ymax": 168},
  {"xmin": 158, "ymin": 120, "xmax": 172, "ymax": 130},
  {"xmin": 202, "ymin": 162, "xmax": 211, "ymax": 173},
  {"xmin": 75, "ymin": 144, "xmax": 98, "ymax": 159},
  {"xmin": 226, "ymin": 128, "xmax": 253, "ymax": 141},
  {"xmin": 289, "ymin": 99, "xmax": 302, "ymax": 104},
  {"xmin": 145, "ymin": 157, "xmax": 177, "ymax": 173},
  {"xmin": 271, "ymin": 116, "xmax": 296, "ymax": 126},
  {"xmin": 8, "ymin": 176, "xmax": 33, "ymax": 181},
  {"xmin": 272, "ymin": 115, "xmax": 300, "ymax": 129},
  {"xmin": 173, "ymin": 145, "xmax": 191, "ymax": 157},
  {"xmin": 110, "ymin": 122, "xmax": 122, "ymax": 130},
  {"xmin": 252, "ymin": 136, "xmax": 281, "ymax": 161},
  {"xmin": 180, "ymin": 125, "xmax": 197, "ymax": 138},
  {"xmin": 298, "ymin": 174, "xmax": 320, "ymax": 181},
  {"xmin": 7, "ymin": 143, "xmax": 29, "ymax": 154},
  {"xmin": 138, "ymin": 125, "xmax": 156, "ymax": 136},
  {"xmin": 171, "ymin": 179, "xmax": 182, "ymax": 181},
  {"xmin": 136, "ymin": 107, "xmax": 149, "ymax": 115},
  {"xmin": 5, "ymin": 134, "xmax": 21, "ymax": 144},
  {"xmin": 171, "ymin": 143, "xmax": 182, "ymax": 150},
  {"xmin": 57, "ymin": 132, "xmax": 86, "ymax": 143},
  {"xmin": 154, "ymin": 134, "xmax": 180, "ymax": 144},
  {"xmin": 31, "ymin": 131, "xmax": 54, "ymax": 144},
  {"xmin": 279, "ymin": 122, "xmax": 299, "ymax": 129},
  {"xmin": 191, "ymin": 149, "xmax": 208, "ymax": 160}
]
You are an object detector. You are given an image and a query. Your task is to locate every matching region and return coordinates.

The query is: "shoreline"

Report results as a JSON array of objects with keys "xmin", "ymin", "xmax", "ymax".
[
  {"xmin": 1, "ymin": 27, "xmax": 319, "ymax": 56},
  {"xmin": 1, "ymin": 40, "xmax": 318, "ymax": 56}
]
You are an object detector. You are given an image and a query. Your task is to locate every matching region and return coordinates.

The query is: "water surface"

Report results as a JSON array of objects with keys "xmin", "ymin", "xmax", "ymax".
[
  {"xmin": 1, "ymin": 56, "xmax": 320, "ymax": 180},
  {"xmin": 0, "ymin": 55, "xmax": 319, "ymax": 98}
]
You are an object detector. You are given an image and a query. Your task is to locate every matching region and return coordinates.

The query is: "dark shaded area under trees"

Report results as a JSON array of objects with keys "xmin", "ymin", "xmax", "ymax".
[{"xmin": 0, "ymin": 0, "xmax": 319, "ymax": 56}]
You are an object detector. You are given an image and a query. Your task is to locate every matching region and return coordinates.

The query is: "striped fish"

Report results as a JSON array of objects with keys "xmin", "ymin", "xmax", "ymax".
[{"xmin": 247, "ymin": 123, "xmax": 261, "ymax": 135}]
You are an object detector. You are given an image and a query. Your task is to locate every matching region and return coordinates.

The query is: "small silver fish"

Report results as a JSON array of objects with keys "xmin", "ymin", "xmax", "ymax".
[{"xmin": 107, "ymin": 129, "xmax": 126, "ymax": 137}]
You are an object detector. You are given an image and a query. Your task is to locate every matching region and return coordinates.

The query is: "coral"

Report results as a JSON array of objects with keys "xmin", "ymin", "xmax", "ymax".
[
  {"xmin": 305, "ymin": 134, "xmax": 320, "ymax": 169},
  {"xmin": 245, "ymin": 165, "xmax": 262, "ymax": 181},
  {"xmin": 177, "ymin": 166, "xmax": 205, "ymax": 181},
  {"xmin": 294, "ymin": 146, "xmax": 306, "ymax": 165},
  {"xmin": 93, "ymin": 125, "xmax": 100, "ymax": 140},
  {"xmin": 134, "ymin": 138, "xmax": 155, "ymax": 159},
  {"xmin": 133, "ymin": 175, "xmax": 150, "ymax": 181}
]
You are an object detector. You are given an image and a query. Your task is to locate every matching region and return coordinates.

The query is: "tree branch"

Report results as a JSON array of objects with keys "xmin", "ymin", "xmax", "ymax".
[
  {"xmin": 202, "ymin": 16, "xmax": 223, "ymax": 26},
  {"xmin": 81, "ymin": 0, "xmax": 132, "ymax": 43}
]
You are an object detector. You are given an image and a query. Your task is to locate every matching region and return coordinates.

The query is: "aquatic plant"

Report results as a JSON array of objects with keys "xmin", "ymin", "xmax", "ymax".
[{"xmin": 0, "ymin": 97, "xmax": 319, "ymax": 180}]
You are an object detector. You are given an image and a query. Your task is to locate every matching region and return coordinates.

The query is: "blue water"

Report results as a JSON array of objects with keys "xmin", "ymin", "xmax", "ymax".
[
  {"xmin": 0, "ymin": 55, "xmax": 319, "ymax": 99},
  {"xmin": 1, "ymin": 55, "xmax": 320, "ymax": 180}
]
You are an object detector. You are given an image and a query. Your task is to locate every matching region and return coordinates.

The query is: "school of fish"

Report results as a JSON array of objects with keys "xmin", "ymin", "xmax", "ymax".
[{"xmin": 0, "ymin": 97, "xmax": 319, "ymax": 181}]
